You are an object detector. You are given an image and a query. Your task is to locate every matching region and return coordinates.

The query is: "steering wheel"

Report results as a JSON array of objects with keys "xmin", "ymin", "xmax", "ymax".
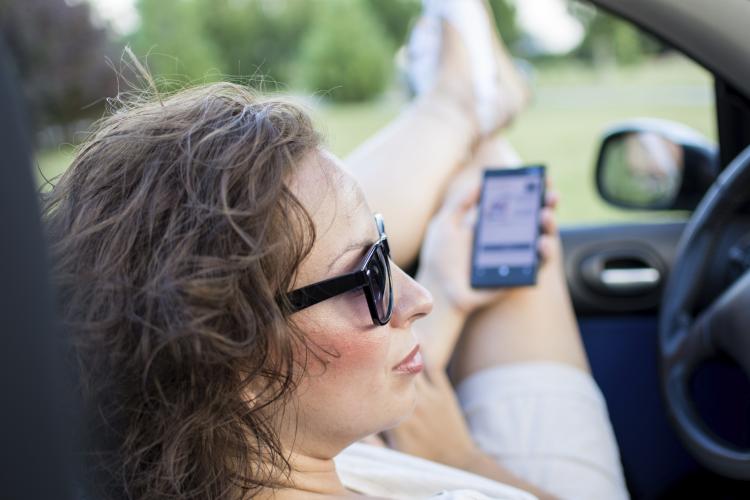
[{"xmin": 659, "ymin": 143, "xmax": 750, "ymax": 479}]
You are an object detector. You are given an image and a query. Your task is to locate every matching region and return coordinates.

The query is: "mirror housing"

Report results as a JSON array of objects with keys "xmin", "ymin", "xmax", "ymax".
[{"xmin": 595, "ymin": 119, "xmax": 718, "ymax": 210}]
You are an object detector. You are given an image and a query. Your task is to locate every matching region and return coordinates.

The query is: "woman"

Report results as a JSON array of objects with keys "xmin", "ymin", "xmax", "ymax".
[
  {"xmin": 45, "ymin": 2, "xmax": 627, "ymax": 499},
  {"xmin": 44, "ymin": 85, "xmax": 625, "ymax": 499},
  {"xmin": 41, "ymin": 82, "xmax": 502, "ymax": 498}
]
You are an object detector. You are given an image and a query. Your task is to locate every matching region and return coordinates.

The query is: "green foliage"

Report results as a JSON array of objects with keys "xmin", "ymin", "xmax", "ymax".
[
  {"xmin": 487, "ymin": 0, "xmax": 522, "ymax": 48},
  {"xmin": 296, "ymin": 0, "xmax": 394, "ymax": 102},
  {"xmin": 0, "ymin": 0, "xmax": 117, "ymax": 135},
  {"xmin": 569, "ymin": 1, "xmax": 663, "ymax": 65},
  {"xmin": 127, "ymin": 0, "xmax": 525, "ymax": 101},
  {"xmin": 365, "ymin": 0, "xmax": 421, "ymax": 46},
  {"xmin": 129, "ymin": 0, "xmax": 221, "ymax": 87},
  {"xmin": 365, "ymin": 0, "xmax": 520, "ymax": 51},
  {"xmin": 196, "ymin": 0, "xmax": 312, "ymax": 87}
]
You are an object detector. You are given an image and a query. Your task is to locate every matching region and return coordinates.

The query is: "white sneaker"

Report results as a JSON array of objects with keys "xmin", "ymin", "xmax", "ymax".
[{"xmin": 406, "ymin": 0, "xmax": 528, "ymax": 135}]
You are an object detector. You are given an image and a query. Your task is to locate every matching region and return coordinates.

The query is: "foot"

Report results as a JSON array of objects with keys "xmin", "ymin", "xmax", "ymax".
[{"xmin": 406, "ymin": 0, "xmax": 530, "ymax": 136}]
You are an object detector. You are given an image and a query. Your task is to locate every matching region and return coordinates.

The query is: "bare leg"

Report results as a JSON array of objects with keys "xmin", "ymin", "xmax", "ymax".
[
  {"xmin": 346, "ymin": 23, "xmax": 479, "ymax": 267},
  {"xmin": 387, "ymin": 137, "xmax": 625, "ymax": 498},
  {"xmin": 447, "ymin": 155, "xmax": 628, "ymax": 498},
  {"xmin": 452, "ymin": 238, "xmax": 589, "ymax": 384},
  {"xmin": 415, "ymin": 134, "xmax": 526, "ymax": 371},
  {"xmin": 347, "ymin": 0, "xmax": 530, "ymax": 268},
  {"xmin": 452, "ymin": 243, "xmax": 588, "ymax": 382},
  {"xmin": 450, "ymin": 137, "xmax": 590, "ymax": 381},
  {"xmin": 442, "ymin": 135, "xmax": 522, "ymax": 206},
  {"xmin": 413, "ymin": 132, "xmax": 582, "ymax": 374}
]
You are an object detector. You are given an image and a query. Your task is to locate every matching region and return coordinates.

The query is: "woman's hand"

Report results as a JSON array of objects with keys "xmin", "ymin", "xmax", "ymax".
[
  {"xmin": 417, "ymin": 177, "xmax": 559, "ymax": 316},
  {"xmin": 384, "ymin": 365, "xmax": 478, "ymax": 469}
]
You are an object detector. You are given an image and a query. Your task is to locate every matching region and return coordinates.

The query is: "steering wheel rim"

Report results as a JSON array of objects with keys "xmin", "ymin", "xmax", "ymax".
[{"xmin": 659, "ymin": 143, "xmax": 750, "ymax": 479}]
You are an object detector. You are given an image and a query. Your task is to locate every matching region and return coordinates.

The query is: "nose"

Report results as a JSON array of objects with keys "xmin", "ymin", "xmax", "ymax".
[{"xmin": 388, "ymin": 263, "xmax": 433, "ymax": 328}]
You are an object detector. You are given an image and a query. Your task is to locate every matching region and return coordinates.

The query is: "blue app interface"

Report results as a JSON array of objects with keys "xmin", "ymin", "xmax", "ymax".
[{"xmin": 475, "ymin": 170, "xmax": 541, "ymax": 281}]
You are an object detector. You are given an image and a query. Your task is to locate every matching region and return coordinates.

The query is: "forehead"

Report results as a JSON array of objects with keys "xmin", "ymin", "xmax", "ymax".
[
  {"xmin": 290, "ymin": 150, "xmax": 376, "ymax": 283},
  {"xmin": 290, "ymin": 151, "xmax": 363, "ymax": 221}
]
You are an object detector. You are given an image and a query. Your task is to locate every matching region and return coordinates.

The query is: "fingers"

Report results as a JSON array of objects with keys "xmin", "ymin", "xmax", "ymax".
[
  {"xmin": 463, "ymin": 205, "xmax": 479, "ymax": 227},
  {"xmin": 538, "ymin": 234, "xmax": 555, "ymax": 262},
  {"xmin": 458, "ymin": 182, "xmax": 482, "ymax": 210},
  {"xmin": 540, "ymin": 207, "xmax": 557, "ymax": 235},
  {"xmin": 545, "ymin": 189, "xmax": 559, "ymax": 209},
  {"xmin": 443, "ymin": 180, "xmax": 481, "ymax": 216},
  {"xmin": 544, "ymin": 173, "xmax": 559, "ymax": 209},
  {"xmin": 440, "ymin": 180, "xmax": 481, "ymax": 227},
  {"xmin": 538, "ymin": 207, "xmax": 558, "ymax": 262}
]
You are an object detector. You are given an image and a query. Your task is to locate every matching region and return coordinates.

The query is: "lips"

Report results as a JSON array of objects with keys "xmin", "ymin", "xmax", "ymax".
[{"xmin": 393, "ymin": 344, "xmax": 424, "ymax": 374}]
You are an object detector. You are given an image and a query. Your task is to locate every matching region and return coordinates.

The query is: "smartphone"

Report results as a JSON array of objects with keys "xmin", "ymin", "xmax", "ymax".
[{"xmin": 471, "ymin": 166, "xmax": 546, "ymax": 288}]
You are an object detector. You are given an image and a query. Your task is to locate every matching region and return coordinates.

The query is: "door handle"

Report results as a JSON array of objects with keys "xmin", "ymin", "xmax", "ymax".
[
  {"xmin": 580, "ymin": 251, "xmax": 663, "ymax": 296},
  {"xmin": 600, "ymin": 267, "xmax": 661, "ymax": 291}
]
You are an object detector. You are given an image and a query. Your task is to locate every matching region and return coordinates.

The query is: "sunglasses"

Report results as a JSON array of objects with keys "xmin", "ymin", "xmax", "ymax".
[{"xmin": 286, "ymin": 214, "xmax": 393, "ymax": 326}]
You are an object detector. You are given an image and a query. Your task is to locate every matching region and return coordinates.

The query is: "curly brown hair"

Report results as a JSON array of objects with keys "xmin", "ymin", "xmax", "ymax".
[{"xmin": 43, "ymin": 82, "xmax": 322, "ymax": 499}]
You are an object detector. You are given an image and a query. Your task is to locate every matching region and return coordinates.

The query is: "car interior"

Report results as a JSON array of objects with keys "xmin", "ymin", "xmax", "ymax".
[
  {"xmin": 562, "ymin": 0, "xmax": 750, "ymax": 498},
  {"xmin": 2, "ymin": 0, "xmax": 750, "ymax": 498}
]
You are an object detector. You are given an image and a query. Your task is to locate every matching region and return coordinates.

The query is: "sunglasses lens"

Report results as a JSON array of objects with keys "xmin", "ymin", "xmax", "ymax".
[{"xmin": 367, "ymin": 245, "xmax": 392, "ymax": 323}]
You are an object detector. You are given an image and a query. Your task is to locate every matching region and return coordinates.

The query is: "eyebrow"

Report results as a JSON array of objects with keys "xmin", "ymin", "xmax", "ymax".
[{"xmin": 326, "ymin": 238, "xmax": 374, "ymax": 273}]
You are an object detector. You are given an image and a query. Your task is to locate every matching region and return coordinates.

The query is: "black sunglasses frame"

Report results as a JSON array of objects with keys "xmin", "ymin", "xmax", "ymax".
[{"xmin": 286, "ymin": 214, "xmax": 393, "ymax": 326}]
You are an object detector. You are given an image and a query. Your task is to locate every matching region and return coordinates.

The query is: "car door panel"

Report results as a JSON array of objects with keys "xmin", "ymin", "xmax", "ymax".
[
  {"xmin": 564, "ymin": 223, "xmax": 750, "ymax": 498},
  {"xmin": 561, "ymin": 222, "xmax": 685, "ymax": 315},
  {"xmin": 579, "ymin": 315, "xmax": 693, "ymax": 499}
]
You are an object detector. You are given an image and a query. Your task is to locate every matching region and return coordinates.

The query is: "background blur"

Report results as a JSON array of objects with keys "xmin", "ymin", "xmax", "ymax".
[{"xmin": 0, "ymin": 0, "xmax": 715, "ymax": 223}]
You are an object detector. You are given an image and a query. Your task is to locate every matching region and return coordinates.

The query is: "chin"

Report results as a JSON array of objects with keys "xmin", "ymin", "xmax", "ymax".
[{"xmin": 380, "ymin": 384, "xmax": 419, "ymax": 431}]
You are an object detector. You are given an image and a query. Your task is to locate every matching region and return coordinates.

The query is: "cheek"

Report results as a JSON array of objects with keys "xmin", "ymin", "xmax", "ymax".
[
  {"xmin": 290, "ymin": 297, "xmax": 415, "ymax": 439},
  {"xmin": 307, "ymin": 295, "xmax": 390, "ymax": 370},
  {"xmin": 294, "ymin": 294, "xmax": 392, "ymax": 375},
  {"xmin": 299, "ymin": 324, "xmax": 394, "ymax": 419},
  {"xmin": 326, "ymin": 332, "xmax": 390, "ymax": 372}
]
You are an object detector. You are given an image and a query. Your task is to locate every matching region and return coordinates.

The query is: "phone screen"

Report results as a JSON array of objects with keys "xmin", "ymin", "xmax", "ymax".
[{"xmin": 471, "ymin": 166, "xmax": 545, "ymax": 288}]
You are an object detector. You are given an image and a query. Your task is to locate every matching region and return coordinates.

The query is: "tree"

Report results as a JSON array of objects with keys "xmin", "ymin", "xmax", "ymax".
[
  {"xmin": 129, "ymin": 0, "xmax": 221, "ymax": 87},
  {"xmin": 0, "ymin": 0, "xmax": 118, "ymax": 137},
  {"xmin": 366, "ymin": 0, "xmax": 521, "ymax": 51},
  {"xmin": 488, "ymin": 0, "xmax": 522, "ymax": 48},
  {"xmin": 569, "ymin": 1, "xmax": 663, "ymax": 65},
  {"xmin": 296, "ymin": 0, "xmax": 393, "ymax": 102},
  {"xmin": 196, "ymin": 0, "xmax": 312, "ymax": 87},
  {"xmin": 365, "ymin": 0, "xmax": 420, "ymax": 47}
]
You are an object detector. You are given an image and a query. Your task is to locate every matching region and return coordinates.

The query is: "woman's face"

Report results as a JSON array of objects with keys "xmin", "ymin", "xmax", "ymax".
[{"xmin": 283, "ymin": 150, "xmax": 433, "ymax": 457}]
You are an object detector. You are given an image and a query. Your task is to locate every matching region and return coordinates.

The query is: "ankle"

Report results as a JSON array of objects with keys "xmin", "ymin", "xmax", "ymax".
[
  {"xmin": 474, "ymin": 135, "xmax": 523, "ymax": 167},
  {"xmin": 418, "ymin": 87, "xmax": 480, "ymax": 146}
]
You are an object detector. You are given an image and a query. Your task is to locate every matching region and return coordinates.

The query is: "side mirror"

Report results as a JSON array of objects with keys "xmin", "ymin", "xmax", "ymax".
[{"xmin": 595, "ymin": 119, "xmax": 719, "ymax": 210}]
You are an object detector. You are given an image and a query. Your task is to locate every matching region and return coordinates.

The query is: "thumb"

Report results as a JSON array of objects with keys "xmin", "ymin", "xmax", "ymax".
[
  {"xmin": 454, "ymin": 182, "xmax": 481, "ymax": 214},
  {"xmin": 442, "ymin": 182, "xmax": 481, "ymax": 225},
  {"xmin": 442, "ymin": 173, "xmax": 482, "ymax": 214}
]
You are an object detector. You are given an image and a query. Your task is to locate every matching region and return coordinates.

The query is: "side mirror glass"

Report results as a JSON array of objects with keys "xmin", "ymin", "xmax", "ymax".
[{"xmin": 596, "ymin": 119, "xmax": 718, "ymax": 210}]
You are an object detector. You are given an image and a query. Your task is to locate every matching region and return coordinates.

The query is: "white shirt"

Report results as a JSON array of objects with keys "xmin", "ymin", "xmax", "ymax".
[{"xmin": 335, "ymin": 442, "xmax": 537, "ymax": 499}]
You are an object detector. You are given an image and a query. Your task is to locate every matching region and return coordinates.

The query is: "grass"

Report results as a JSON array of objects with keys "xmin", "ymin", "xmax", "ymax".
[
  {"xmin": 35, "ymin": 55, "xmax": 714, "ymax": 224},
  {"xmin": 35, "ymin": 148, "xmax": 74, "ymax": 189}
]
